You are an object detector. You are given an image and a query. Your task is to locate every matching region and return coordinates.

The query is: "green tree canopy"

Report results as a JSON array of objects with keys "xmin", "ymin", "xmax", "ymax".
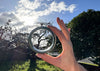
[{"xmin": 67, "ymin": 9, "xmax": 100, "ymax": 61}]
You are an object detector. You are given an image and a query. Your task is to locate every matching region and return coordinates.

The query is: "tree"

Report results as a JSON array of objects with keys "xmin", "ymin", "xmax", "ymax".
[
  {"xmin": 0, "ymin": 20, "xmax": 37, "ymax": 70},
  {"xmin": 0, "ymin": 20, "xmax": 12, "ymax": 40},
  {"xmin": 67, "ymin": 9, "xmax": 100, "ymax": 64}
]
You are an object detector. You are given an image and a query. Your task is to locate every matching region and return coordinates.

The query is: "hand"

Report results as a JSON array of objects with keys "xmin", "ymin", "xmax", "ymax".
[{"xmin": 36, "ymin": 17, "xmax": 86, "ymax": 71}]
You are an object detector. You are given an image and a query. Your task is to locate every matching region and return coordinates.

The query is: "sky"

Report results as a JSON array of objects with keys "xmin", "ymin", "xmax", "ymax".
[{"xmin": 0, "ymin": 0, "xmax": 100, "ymax": 33}]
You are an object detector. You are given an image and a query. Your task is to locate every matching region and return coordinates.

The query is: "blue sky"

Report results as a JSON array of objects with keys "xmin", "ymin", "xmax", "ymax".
[{"xmin": 0, "ymin": 0, "xmax": 100, "ymax": 32}]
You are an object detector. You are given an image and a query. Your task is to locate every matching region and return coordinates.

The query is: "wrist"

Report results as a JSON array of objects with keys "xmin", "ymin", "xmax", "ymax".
[
  {"xmin": 63, "ymin": 62, "xmax": 87, "ymax": 71},
  {"xmin": 63, "ymin": 61, "xmax": 78, "ymax": 71}
]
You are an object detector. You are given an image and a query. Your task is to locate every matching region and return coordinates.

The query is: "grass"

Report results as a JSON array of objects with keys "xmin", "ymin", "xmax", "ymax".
[
  {"xmin": 36, "ymin": 60, "xmax": 62, "ymax": 71},
  {"xmin": 0, "ymin": 59, "xmax": 99, "ymax": 71},
  {"xmin": 0, "ymin": 59, "xmax": 62, "ymax": 71}
]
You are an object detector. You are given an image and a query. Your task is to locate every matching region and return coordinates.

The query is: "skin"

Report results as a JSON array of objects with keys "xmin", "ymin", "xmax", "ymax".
[{"xmin": 36, "ymin": 17, "xmax": 87, "ymax": 71}]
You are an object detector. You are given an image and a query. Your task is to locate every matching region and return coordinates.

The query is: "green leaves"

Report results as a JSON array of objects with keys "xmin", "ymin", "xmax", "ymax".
[{"xmin": 67, "ymin": 9, "xmax": 100, "ymax": 61}]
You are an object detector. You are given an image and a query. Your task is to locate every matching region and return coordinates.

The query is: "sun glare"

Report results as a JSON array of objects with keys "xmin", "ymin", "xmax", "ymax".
[{"xmin": 19, "ymin": 16, "xmax": 37, "ymax": 26}]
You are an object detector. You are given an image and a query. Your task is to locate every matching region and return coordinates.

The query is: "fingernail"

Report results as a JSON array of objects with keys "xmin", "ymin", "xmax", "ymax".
[
  {"xmin": 57, "ymin": 17, "xmax": 59, "ymax": 19},
  {"xmin": 68, "ymin": 28, "xmax": 71, "ymax": 32}
]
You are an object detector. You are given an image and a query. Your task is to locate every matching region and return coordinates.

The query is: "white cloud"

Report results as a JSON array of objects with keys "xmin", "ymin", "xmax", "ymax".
[
  {"xmin": 18, "ymin": 0, "xmax": 41, "ymax": 10},
  {"xmin": 0, "ymin": 12, "xmax": 24, "ymax": 32},
  {"xmin": 66, "ymin": 4, "xmax": 76, "ymax": 13},
  {"xmin": 49, "ymin": 1, "xmax": 67, "ymax": 12},
  {"xmin": 14, "ymin": 0, "xmax": 76, "ymax": 26},
  {"xmin": 0, "ymin": 0, "xmax": 76, "ymax": 33},
  {"xmin": 0, "ymin": 12, "xmax": 18, "ymax": 25}
]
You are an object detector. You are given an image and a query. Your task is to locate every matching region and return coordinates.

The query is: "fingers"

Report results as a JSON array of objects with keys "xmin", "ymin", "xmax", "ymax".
[
  {"xmin": 48, "ymin": 26, "xmax": 70, "ymax": 52},
  {"xmin": 36, "ymin": 53, "xmax": 60, "ymax": 67},
  {"xmin": 57, "ymin": 17, "xmax": 70, "ymax": 40},
  {"xmin": 48, "ymin": 26, "xmax": 66, "ymax": 43}
]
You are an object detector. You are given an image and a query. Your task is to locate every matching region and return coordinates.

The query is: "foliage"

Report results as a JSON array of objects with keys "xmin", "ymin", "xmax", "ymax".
[
  {"xmin": 0, "ymin": 60, "xmax": 62, "ymax": 71},
  {"xmin": 0, "ymin": 20, "xmax": 35, "ymax": 70},
  {"xmin": 54, "ymin": 36, "xmax": 62, "ymax": 53},
  {"xmin": 67, "ymin": 9, "xmax": 100, "ymax": 63},
  {"xmin": 0, "ymin": 20, "xmax": 62, "ymax": 71}
]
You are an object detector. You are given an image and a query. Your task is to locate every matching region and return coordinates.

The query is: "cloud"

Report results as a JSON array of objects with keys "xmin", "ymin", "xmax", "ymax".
[
  {"xmin": 0, "ymin": 12, "xmax": 17, "ymax": 25},
  {"xmin": 18, "ymin": 0, "xmax": 41, "ymax": 10},
  {"xmin": 66, "ymin": 4, "xmax": 76, "ymax": 13},
  {"xmin": 14, "ymin": 0, "xmax": 76, "ymax": 26},
  {"xmin": 49, "ymin": 1, "xmax": 67, "ymax": 12},
  {"xmin": 0, "ymin": 0, "xmax": 76, "ymax": 33},
  {"xmin": 0, "ymin": 12, "xmax": 24, "ymax": 32}
]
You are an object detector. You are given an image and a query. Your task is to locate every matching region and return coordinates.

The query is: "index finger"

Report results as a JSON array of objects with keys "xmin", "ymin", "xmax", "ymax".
[
  {"xmin": 57, "ymin": 17, "xmax": 70, "ymax": 40},
  {"xmin": 48, "ymin": 26, "xmax": 66, "ymax": 43}
]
